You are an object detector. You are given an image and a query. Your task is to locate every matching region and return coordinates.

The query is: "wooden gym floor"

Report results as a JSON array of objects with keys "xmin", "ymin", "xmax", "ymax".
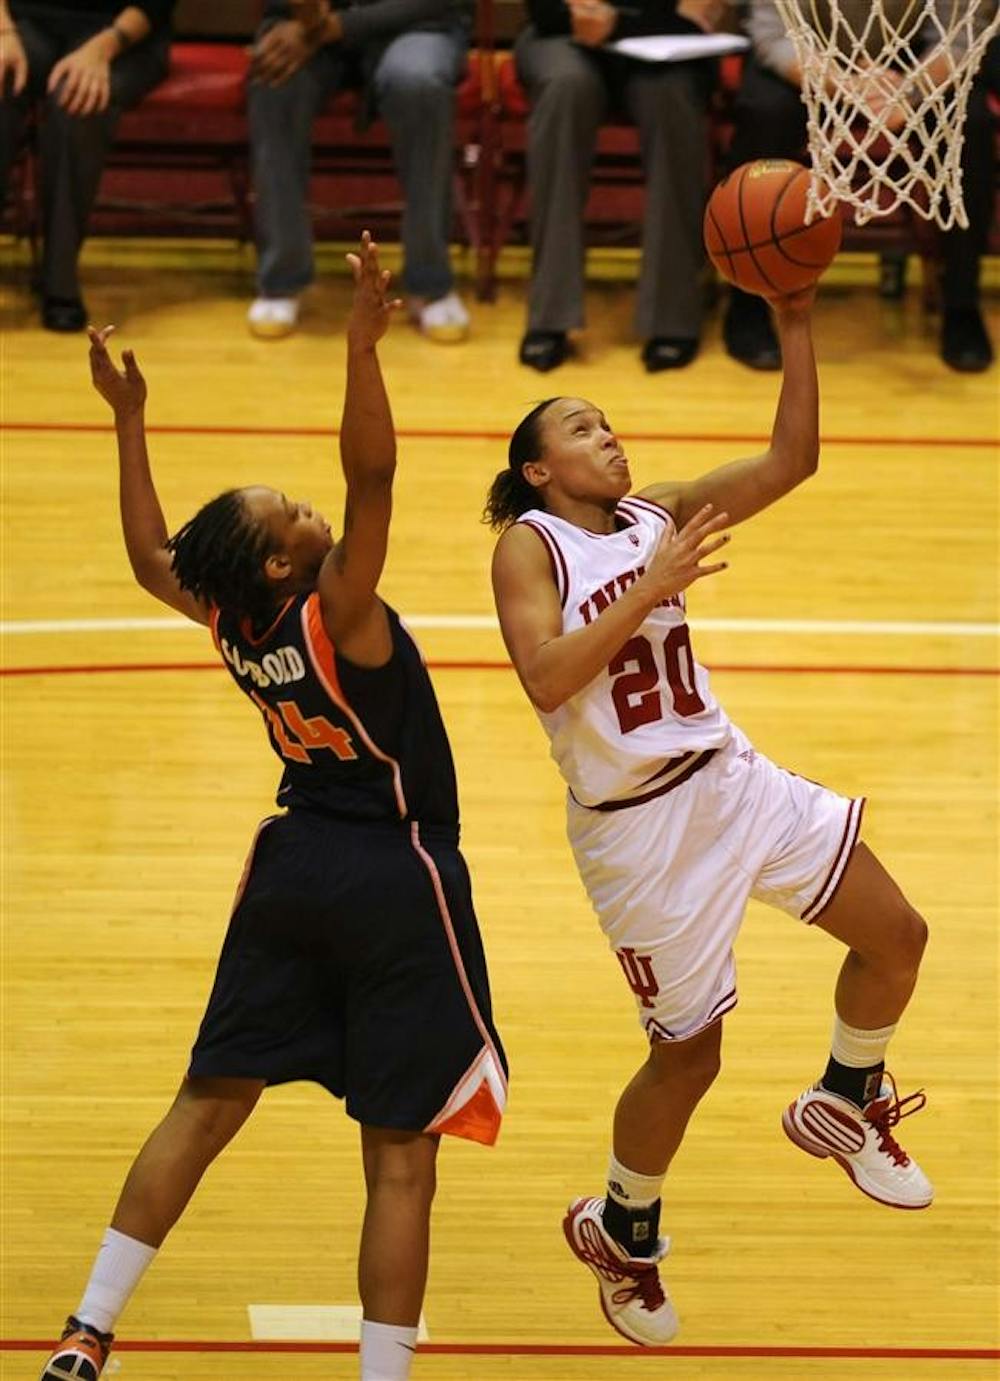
[{"xmin": 1, "ymin": 237, "xmax": 998, "ymax": 1380}]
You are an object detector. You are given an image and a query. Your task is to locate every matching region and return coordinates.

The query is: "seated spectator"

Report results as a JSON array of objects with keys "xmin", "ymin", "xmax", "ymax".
[
  {"xmin": 515, "ymin": 0, "xmax": 729, "ymax": 373},
  {"xmin": 724, "ymin": 1, "xmax": 998, "ymax": 374},
  {"xmin": 0, "ymin": 0, "xmax": 174, "ymax": 331},
  {"xmin": 247, "ymin": 0, "xmax": 471, "ymax": 342}
]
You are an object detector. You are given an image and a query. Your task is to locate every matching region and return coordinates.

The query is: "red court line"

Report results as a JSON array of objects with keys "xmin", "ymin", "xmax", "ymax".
[
  {"xmin": 1, "ymin": 661, "xmax": 997, "ymax": 679},
  {"xmin": 3, "ymin": 1340, "xmax": 998, "ymax": 1359},
  {"xmin": 2, "ymin": 420, "xmax": 997, "ymax": 449}
]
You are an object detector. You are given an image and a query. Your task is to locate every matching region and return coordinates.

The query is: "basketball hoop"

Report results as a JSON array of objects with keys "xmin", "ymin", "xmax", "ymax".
[{"xmin": 772, "ymin": 0, "xmax": 1000, "ymax": 229}]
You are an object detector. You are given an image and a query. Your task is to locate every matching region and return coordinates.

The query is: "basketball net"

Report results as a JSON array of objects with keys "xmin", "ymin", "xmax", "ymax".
[{"xmin": 772, "ymin": 0, "xmax": 1000, "ymax": 228}]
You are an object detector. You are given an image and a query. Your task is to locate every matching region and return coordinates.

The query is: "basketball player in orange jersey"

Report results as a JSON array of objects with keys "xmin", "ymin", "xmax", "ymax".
[
  {"xmin": 487, "ymin": 285, "xmax": 930, "ymax": 1347},
  {"xmin": 39, "ymin": 234, "xmax": 507, "ymax": 1381}
]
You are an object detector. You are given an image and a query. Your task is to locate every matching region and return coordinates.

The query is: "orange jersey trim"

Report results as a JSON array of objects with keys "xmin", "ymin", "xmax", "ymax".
[
  {"xmin": 240, "ymin": 597, "xmax": 295, "ymax": 648},
  {"xmin": 427, "ymin": 1061, "xmax": 504, "ymax": 1146},
  {"xmin": 411, "ymin": 821, "xmax": 507, "ymax": 1145},
  {"xmin": 300, "ymin": 594, "xmax": 408, "ymax": 819}
]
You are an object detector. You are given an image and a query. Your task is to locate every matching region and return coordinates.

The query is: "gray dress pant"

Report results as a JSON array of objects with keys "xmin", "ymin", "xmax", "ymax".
[
  {"xmin": 515, "ymin": 30, "xmax": 710, "ymax": 340},
  {"xmin": 0, "ymin": 9, "xmax": 168, "ymax": 299},
  {"xmin": 249, "ymin": 28, "xmax": 467, "ymax": 300}
]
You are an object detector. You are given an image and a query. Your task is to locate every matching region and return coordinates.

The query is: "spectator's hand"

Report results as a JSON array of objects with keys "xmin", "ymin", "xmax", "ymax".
[
  {"xmin": 677, "ymin": 0, "xmax": 729, "ymax": 33},
  {"xmin": 346, "ymin": 232, "xmax": 401, "ymax": 350},
  {"xmin": 289, "ymin": 0, "xmax": 332, "ymax": 40},
  {"xmin": 48, "ymin": 34, "xmax": 113, "ymax": 116},
  {"xmin": 568, "ymin": 0, "xmax": 618, "ymax": 47},
  {"xmin": 851, "ymin": 65, "xmax": 910, "ymax": 133},
  {"xmin": 249, "ymin": 20, "xmax": 321, "ymax": 87},
  {"xmin": 88, "ymin": 326, "xmax": 148, "ymax": 418},
  {"xmin": 0, "ymin": 23, "xmax": 28, "ymax": 97}
]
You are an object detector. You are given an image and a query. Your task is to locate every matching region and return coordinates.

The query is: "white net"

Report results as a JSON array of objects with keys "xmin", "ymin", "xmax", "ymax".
[{"xmin": 772, "ymin": 0, "xmax": 1000, "ymax": 228}]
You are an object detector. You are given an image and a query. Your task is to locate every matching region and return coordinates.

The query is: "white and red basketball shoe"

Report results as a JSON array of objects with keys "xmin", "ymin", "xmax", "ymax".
[
  {"xmin": 563, "ymin": 1196, "xmax": 678, "ymax": 1346},
  {"xmin": 782, "ymin": 1074, "xmax": 932, "ymax": 1209},
  {"xmin": 40, "ymin": 1316, "xmax": 113, "ymax": 1379}
]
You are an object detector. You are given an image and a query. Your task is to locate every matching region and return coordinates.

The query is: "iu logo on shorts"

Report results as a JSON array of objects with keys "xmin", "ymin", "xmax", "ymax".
[{"xmin": 615, "ymin": 947, "xmax": 659, "ymax": 1008}]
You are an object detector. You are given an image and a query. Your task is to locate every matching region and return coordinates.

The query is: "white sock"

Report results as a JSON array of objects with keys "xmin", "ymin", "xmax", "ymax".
[
  {"xmin": 76, "ymin": 1227, "xmax": 157, "ymax": 1334},
  {"xmin": 359, "ymin": 1319, "xmax": 419, "ymax": 1381},
  {"xmin": 606, "ymin": 1152, "xmax": 664, "ymax": 1209},
  {"xmin": 830, "ymin": 1016, "xmax": 897, "ymax": 1068}
]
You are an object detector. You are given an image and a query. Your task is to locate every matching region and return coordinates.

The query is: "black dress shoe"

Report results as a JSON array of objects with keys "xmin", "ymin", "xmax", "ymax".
[
  {"xmin": 641, "ymin": 336, "xmax": 699, "ymax": 372},
  {"xmin": 723, "ymin": 290, "xmax": 781, "ymax": 370},
  {"xmin": 941, "ymin": 306, "xmax": 993, "ymax": 373},
  {"xmin": 519, "ymin": 329, "xmax": 570, "ymax": 372},
  {"xmin": 42, "ymin": 296, "xmax": 88, "ymax": 332}
]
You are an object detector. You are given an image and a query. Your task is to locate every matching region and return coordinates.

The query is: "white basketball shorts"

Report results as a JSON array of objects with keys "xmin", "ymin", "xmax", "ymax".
[{"xmin": 566, "ymin": 726, "xmax": 864, "ymax": 1042}]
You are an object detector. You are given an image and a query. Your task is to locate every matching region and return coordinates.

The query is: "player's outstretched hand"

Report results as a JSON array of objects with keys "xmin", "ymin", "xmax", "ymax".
[
  {"xmin": 642, "ymin": 504, "xmax": 730, "ymax": 601},
  {"xmin": 346, "ymin": 232, "xmax": 402, "ymax": 350},
  {"xmin": 88, "ymin": 326, "xmax": 147, "ymax": 418},
  {"xmin": 766, "ymin": 284, "xmax": 817, "ymax": 316}
]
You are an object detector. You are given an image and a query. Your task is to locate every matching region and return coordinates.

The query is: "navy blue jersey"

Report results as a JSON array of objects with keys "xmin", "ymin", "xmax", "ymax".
[{"xmin": 211, "ymin": 594, "xmax": 459, "ymax": 828}]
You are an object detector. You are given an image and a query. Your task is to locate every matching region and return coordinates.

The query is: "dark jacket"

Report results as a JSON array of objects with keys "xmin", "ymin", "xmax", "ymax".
[{"xmin": 526, "ymin": 0, "xmax": 704, "ymax": 43}]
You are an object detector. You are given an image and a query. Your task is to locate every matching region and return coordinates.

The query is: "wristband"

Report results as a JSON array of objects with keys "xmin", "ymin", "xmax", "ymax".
[{"xmin": 110, "ymin": 21, "xmax": 130, "ymax": 52}]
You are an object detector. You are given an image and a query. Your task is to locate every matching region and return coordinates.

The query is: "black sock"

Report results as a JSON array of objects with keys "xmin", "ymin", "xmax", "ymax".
[
  {"xmin": 821, "ymin": 1055, "xmax": 885, "ymax": 1109},
  {"xmin": 602, "ymin": 1195, "xmax": 661, "ymax": 1258}
]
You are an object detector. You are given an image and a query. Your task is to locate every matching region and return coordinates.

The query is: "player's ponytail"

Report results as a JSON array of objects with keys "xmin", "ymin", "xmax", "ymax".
[{"xmin": 483, "ymin": 398, "xmax": 559, "ymax": 531}]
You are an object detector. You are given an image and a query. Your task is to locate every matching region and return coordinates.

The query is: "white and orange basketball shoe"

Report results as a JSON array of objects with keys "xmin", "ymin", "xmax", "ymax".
[
  {"xmin": 782, "ymin": 1073, "xmax": 932, "ymax": 1209},
  {"xmin": 563, "ymin": 1197, "xmax": 678, "ymax": 1345},
  {"xmin": 40, "ymin": 1316, "xmax": 113, "ymax": 1380}
]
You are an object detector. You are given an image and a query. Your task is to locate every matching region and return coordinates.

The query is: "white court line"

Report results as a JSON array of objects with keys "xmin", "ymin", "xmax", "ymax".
[
  {"xmin": 0, "ymin": 615, "xmax": 997, "ymax": 637},
  {"xmin": 248, "ymin": 1303, "xmax": 429, "ymax": 1342}
]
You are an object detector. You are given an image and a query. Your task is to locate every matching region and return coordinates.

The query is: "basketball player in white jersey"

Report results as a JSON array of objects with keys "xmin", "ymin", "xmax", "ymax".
[{"xmin": 487, "ymin": 286, "xmax": 931, "ymax": 1346}]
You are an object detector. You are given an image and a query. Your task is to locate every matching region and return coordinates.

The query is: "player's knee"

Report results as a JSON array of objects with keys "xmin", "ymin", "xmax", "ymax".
[
  {"xmin": 175, "ymin": 1078, "xmax": 260, "ymax": 1150},
  {"xmin": 871, "ymin": 897, "xmax": 927, "ymax": 973},
  {"xmin": 650, "ymin": 1030, "xmax": 721, "ymax": 1096},
  {"xmin": 899, "ymin": 903, "xmax": 929, "ymax": 971},
  {"xmin": 369, "ymin": 1156, "xmax": 437, "ymax": 1208}
]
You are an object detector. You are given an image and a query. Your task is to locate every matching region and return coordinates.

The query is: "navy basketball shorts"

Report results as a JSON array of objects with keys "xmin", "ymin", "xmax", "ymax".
[{"xmin": 189, "ymin": 810, "xmax": 507, "ymax": 1144}]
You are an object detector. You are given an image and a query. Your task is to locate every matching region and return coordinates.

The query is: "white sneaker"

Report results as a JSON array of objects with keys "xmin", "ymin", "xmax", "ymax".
[
  {"xmin": 248, "ymin": 296, "xmax": 299, "ymax": 339},
  {"xmin": 563, "ymin": 1197, "xmax": 678, "ymax": 1346},
  {"xmin": 410, "ymin": 291, "xmax": 469, "ymax": 343},
  {"xmin": 782, "ymin": 1075, "xmax": 932, "ymax": 1209}
]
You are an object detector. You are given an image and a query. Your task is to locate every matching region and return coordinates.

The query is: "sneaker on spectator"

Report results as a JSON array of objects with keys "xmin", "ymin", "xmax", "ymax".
[
  {"xmin": 723, "ymin": 289, "xmax": 781, "ymax": 370},
  {"xmin": 40, "ymin": 1316, "xmax": 113, "ymax": 1380},
  {"xmin": 563, "ymin": 1196, "xmax": 678, "ymax": 1346},
  {"xmin": 411, "ymin": 291, "xmax": 469, "ymax": 343},
  {"xmin": 782, "ymin": 1074, "xmax": 932, "ymax": 1209},
  {"xmin": 248, "ymin": 296, "xmax": 300, "ymax": 340},
  {"xmin": 941, "ymin": 306, "xmax": 993, "ymax": 373}
]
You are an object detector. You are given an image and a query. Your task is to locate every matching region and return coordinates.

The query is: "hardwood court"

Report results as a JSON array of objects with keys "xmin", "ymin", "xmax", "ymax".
[{"xmin": 1, "ymin": 238, "xmax": 998, "ymax": 1380}]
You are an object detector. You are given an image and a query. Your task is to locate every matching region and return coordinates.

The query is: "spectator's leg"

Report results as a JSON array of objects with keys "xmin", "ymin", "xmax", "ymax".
[
  {"xmin": 727, "ymin": 57, "xmax": 806, "ymax": 168},
  {"xmin": 38, "ymin": 34, "xmax": 168, "ymax": 322},
  {"xmin": 248, "ymin": 45, "xmax": 341, "ymax": 303},
  {"xmin": 722, "ymin": 58, "xmax": 806, "ymax": 370},
  {"xmin": 515, "ymin": 30, "xmax": 607, "ymax": 339},
  {"xmin": 375, "ymin": 28, "xmax": 467, "ymax": 311},
  {"xmin": 0, "ymin": 18, "xmax": 60, "ymax": 221},
  {"xmin": 625, "ymin": 60, "xmax": 709, "ymax": 364},
  {"xmin": 940, "ymin": 77, "xmax": 993, "ymax": 371}
]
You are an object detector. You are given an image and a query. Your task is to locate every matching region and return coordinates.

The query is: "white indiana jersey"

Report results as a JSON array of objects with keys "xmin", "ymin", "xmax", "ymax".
[{"xmin": 518, "ymin": 495, "xmax": 731, "ymax": 807}]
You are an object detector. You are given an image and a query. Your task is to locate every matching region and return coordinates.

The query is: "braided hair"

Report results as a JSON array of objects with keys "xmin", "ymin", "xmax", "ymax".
[
  {"xmin": 483, "ymin": 398, "xmax": 560, "ymax": 531},
  {"xmin": 166, "ymin": 489, "xmax": 279, "ymax": 623}
]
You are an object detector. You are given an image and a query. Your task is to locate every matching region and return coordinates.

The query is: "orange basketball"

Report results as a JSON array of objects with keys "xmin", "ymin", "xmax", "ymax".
[{"xmin": 704, "ymin": 159, "xmax": 843, "ymax": 297}]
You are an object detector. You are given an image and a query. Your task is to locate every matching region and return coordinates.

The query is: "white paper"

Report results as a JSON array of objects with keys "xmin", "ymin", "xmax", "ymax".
[{"xmin": 609, "ymin": 32, "xmax": 750, "ymax": 63}]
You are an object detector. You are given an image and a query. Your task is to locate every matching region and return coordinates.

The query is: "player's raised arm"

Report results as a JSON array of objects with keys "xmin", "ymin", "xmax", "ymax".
[
  {"xmin": 88, "ymin": 327, "xmax": 209, "ymax": 626},
  {"xmin": 316, "ymin": 232, "xmax": 402, "ymax": 659},
  {"xmin": 640, "ymin": 289, "xmax": 820, "ymax": 530}
]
